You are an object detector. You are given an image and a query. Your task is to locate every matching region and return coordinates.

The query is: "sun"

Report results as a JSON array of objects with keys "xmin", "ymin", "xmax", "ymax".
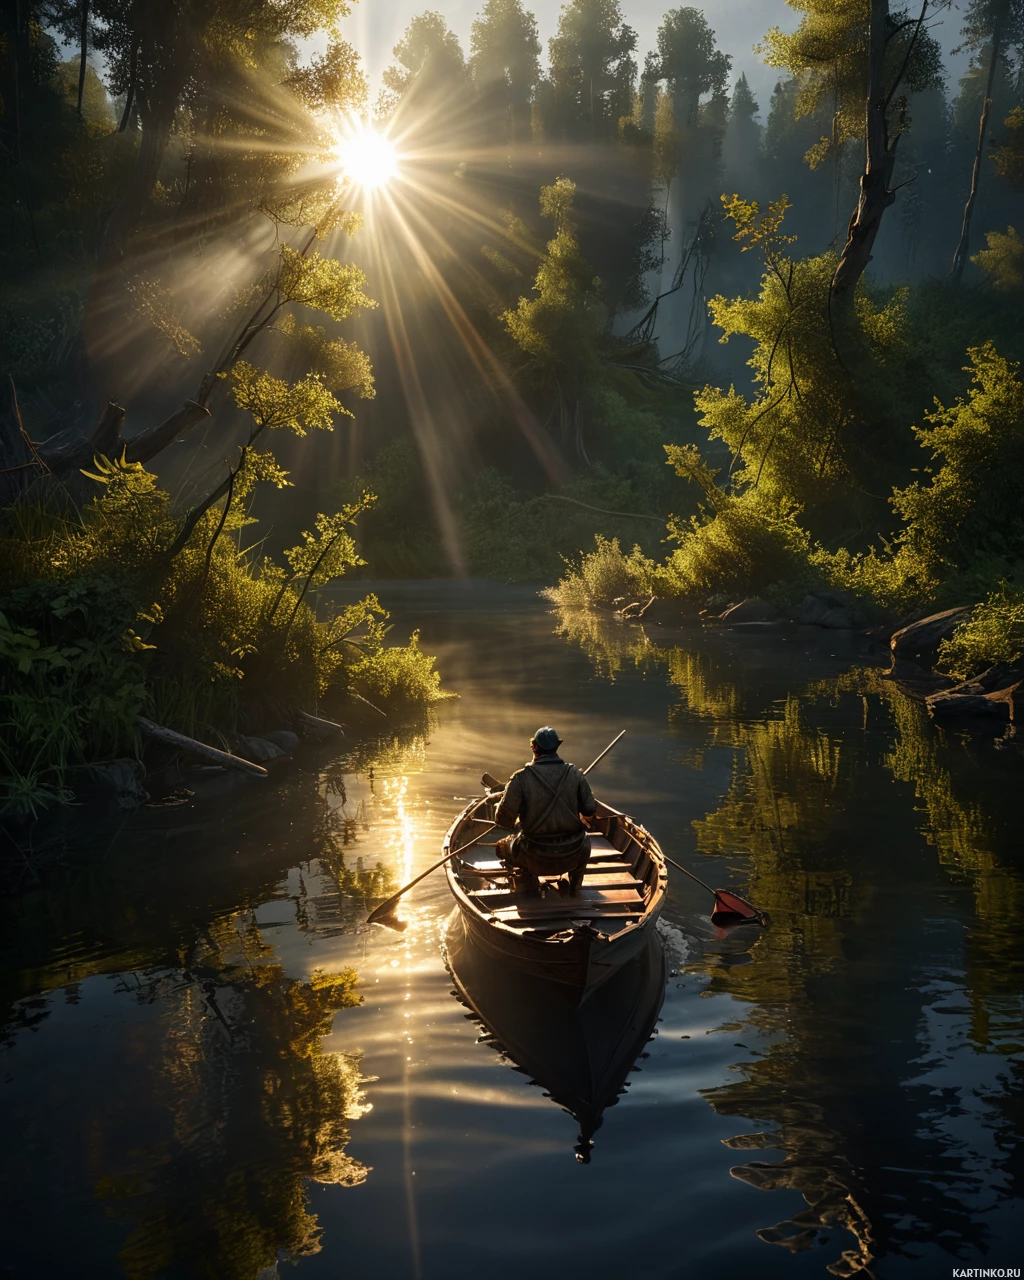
[{"xmin": 333, "ymin": 124, "xmax": 399, "ymax": 191}]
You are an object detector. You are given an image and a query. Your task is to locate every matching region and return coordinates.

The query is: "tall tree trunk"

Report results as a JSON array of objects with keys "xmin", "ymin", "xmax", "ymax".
[
  {"xmin": 831, "ymin": 0, "xmax": 900, "ymax": 300},
  {"xmin": 118, "ymin": 40, "xmax": 140, "ymax": 132},
  {"xmin": 950, "ymin": 25, "xmax": 1002, "ymax": 283},
  {"xmin": 77, "ymin": 0, "xmax": 89, "ymax": 119}
]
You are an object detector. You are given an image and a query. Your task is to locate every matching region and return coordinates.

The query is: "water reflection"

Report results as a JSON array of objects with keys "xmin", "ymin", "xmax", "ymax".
[
  {"xmin": 555, "ymin": 606, "xmax": 1024, "ymax": 1275},
  {"xmin": 0, "ymin": 723, "xmax": 432, "ymax": 1279},
  {"xmin": 443, "ymin": 911, "xmax": 666, "ymax": 1164},
  {"xmin": 4, "ymin": 591, "xmax": 1024, "ymax": 1279},
  {"xmin": 94, "ymin": 939, "xmax": 369, "ymax": 1279}
]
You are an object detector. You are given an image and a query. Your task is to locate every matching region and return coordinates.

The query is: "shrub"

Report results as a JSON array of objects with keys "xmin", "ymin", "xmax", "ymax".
[
  {"xmin": 0, "ymin": 457, "xmax": 447, "ymax": 819},
  {"xmin": 544, "ymin": 535, "xmax": 668, "ymax": 607},
  {"xmin": 666, "ymin": 491, "xmax": 817, "ymax": 602},
  {"xmin": 938, "ymin": 584, "xmax": 1024, "ymax": 679}
]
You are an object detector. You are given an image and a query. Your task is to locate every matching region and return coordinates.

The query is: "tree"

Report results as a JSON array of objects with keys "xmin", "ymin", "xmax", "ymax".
[
  {"xmin": 993, "ymin": 105, "xmax": 1024, "ymax": 187},
  {"xmin": 501, "ymin": 178, "xmax": 604, "ymax": 463},
  {"xmin": 382, "ymin": 10, "xmax": 468, "ymax": 105},
  {"xmin": 759, "ymin": 0, "xmax": 942, "ymax": 292},
  {"xmin": 470, "ymin": 0, "xmax": 541, "ymax": 147},
  {"xmin": 723, "ymin": 73, "xmax": 763, "ymax": 185},
  {"xmin": 40, "ymin": 0, "xmax": 359, "ymax": 260},
  {"xmin": 547, "ymin": 0, "xmax": 637, "ymax": 143},
  {"xmin": 830, "ymin": 0, "xmax": 943, "ymax": 301},
  {"xmin": 655, "ymin": 7, "xmax": 731, "ymax": 130},
  {"xmin": 949, "ymin": 0, "xmax": 1024, "ymax": 281}
]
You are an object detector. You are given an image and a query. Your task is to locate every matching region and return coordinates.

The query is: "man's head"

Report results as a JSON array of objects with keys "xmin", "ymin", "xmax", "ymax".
[{"xmin": 531, "ymin": 726, "xmax": 562, "ymax": 755}]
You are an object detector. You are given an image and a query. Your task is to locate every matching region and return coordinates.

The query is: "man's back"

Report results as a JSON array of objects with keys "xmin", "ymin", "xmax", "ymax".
[{"xmin": 495, "ymin": 753, "xmax": 596, "ymax": 839}]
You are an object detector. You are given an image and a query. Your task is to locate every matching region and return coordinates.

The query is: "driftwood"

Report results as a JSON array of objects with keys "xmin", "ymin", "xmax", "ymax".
[
  {"xmin": 123, "ymin": 374, "xmax": 216, "ymax": 465},
  {"xmin": 137, "ymin": 717, "xmax": 268, "ymax": 778},
  {"xmin": 927, "ymin": 680, "xmax": 1024, "ymax": 721},
  {"xmin": 0, "ymin": 371, "xmax": 216, "ymax": 509},
  {"xmin": 296, "ymin": 711, "xmax": 345, "ymax": 737}
]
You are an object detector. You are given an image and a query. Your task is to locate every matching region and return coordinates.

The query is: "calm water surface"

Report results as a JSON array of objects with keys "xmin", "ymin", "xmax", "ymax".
[{"xmin": 2, "ymin": 584, "xmax": 1023, "ymax": 1280}]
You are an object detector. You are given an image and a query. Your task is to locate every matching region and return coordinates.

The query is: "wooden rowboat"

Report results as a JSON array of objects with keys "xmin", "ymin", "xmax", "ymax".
[
  {"xmin": 443, "ymin": 909, "xmax": 666, "ymax": 1162},
  {"xmin": 443, "ymin": 794, "xmax": 668, "ymax": 1004}
]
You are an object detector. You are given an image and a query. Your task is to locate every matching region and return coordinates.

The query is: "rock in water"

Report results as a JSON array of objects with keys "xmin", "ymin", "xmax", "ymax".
[
  {"xmin": 889, "ymin": 607, "xmax": 970, "ymax": 659},
  {"xmin": 229, "ymin": 734, "xmax": 286, "ymax": 763},
  {"xmin": 799, "ymin": 590, "xmax": 854, "ymax": 630},
  {"xmin": 85, "ymin": 759, "xmax": 149, "ymax": 809},
  {"xmin": 262, "ymin": 729, "xmax": 300, "ymax": 755}
]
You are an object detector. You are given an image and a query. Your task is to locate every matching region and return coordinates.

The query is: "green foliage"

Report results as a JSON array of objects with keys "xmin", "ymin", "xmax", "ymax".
[
  {"xmin": 382, "ymin": 10, "xmax": 467, "ymax": 99},
  {"xmin": 972, "ymin": 226, "xmax": 1024, "ymax": 292},
  {"xmin": 664, "ymin": 443, "xmax": 816, "ymax": 600},
  {"xmin": 993, "ymin": 106, "xmax": 1024, "ymax": 189},
  {"xmin": 0, "ymin": 585, "xmax": 148, "ymax": 818},
  {"xmin": 545, "ymin": 535, "xmax": 667, "ymax": 608},
  {"xmin": 819, "ymin": 343, "xmax": 1024, "ymax": 612},
  {"xmin": 470, "ymin": 0, "xmax": 540, "ymax": 144},
  {"xmin": 939, "ymin": 584, "xmax": 1024, "ymax": 678},
  {"xmin": 547, "ymin": 0, "xmax": 637, "ymax": 141},
  {"xmin": 655, "ymin": 7, "xmax": 732, "ymax": 127},
  {"xmin": 276, "ymin": 247, "xmax": 375, "ymax": 323},
  {"xmin": 501, "ymin": 177, "xmax": 603, "ymax": 381},
  {"xmin": 0, "ymin": 464, "xmax": 446, "ymax": 820},
  {"xmin": 758, "ymin": 1, "xmax": 942, "ymax": 168},
  {"xmin": 347, "ymin": 630, "xmax": 451, "ymax": 709},
  {"xmin": 228, "ymin": 362, "xmax": 342, "ymax": 435}
]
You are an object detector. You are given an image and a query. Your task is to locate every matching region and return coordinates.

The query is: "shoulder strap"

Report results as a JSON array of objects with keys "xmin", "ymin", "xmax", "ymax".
[{"xmin": 524, "ymin": 762, "xmax": 580, "ymax": 832}]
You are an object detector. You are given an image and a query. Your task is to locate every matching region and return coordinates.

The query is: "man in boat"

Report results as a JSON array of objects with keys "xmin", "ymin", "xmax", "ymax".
[{"xmin": 494, "ymin": 727, "xmax": 597, "ymax": 895}]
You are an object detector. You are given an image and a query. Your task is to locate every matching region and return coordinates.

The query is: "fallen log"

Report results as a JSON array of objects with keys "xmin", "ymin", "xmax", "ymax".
[
  {"xmin": 926, "ymin": 681, "xmax": 1024, "ymax": 721},
  {"xmin": 36, "ymin": 400, "xmax": 125, "ymax": 473},
  {"xmin": 137, "ymin": 717, "xmax": 268, "ymax": 778},
  {"xmin": 296, "ymin": 711, "xmax": 345, "ymax": 737}
]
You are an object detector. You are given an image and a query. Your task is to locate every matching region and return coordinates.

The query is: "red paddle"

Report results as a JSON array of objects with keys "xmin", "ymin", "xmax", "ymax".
[{"xmin": 661, "ymin": 854, "xmax": 767, "ymax": 926}]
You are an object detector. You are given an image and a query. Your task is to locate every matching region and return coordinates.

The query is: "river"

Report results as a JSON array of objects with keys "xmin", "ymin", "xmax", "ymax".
[{"xmin": 2, "ymin": 583, "xmax": 1023, "ymax": 1279}]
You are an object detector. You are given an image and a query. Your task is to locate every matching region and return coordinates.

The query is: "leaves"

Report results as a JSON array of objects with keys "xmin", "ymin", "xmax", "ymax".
[
  {"xmin": 227, "ymin": 361, "xmax": 343, "ymax": 434},
  {"xmin": 283, "ymin": 499, "xmax": 375, "ymax": 589},
  {"xmin": 277, "ymin": 246, "xmax": 376, "ymax": 322}
]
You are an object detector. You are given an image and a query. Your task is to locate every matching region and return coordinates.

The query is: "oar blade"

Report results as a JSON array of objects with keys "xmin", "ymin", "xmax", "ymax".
[
  {"xmin": 711, "ymin": 889, "xmax": 765, "ymax": 926},
  {"xmin": 367, "ymin": 896, "xmax": 404, "ymax": 926}
]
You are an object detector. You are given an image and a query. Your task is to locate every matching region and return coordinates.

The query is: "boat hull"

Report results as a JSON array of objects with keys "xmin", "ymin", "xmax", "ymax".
[
  {"xmin": 443, "ymin": 798, "xmax": 669, "ymax": 1005},
  {"xmin": 444, "ymin": 909, "xmax": 666, "ymax": 1158},
  {"xmin": 458, "ymin": 891, "xmax": 662, "ymax": 1003}
]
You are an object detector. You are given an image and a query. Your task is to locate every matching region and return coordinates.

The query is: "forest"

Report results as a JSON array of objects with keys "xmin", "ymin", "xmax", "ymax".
[{"xmin": 2, "ymin": 0, "xmax": 1024, "ymax": 821}]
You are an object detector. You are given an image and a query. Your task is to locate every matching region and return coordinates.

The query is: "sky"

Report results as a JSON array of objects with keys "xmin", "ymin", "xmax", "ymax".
[{"xmin": 340, "ymin": 0, "xmax": 975, "ymax": 112}]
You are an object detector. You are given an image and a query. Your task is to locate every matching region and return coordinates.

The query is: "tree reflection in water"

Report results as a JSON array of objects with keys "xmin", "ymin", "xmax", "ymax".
[
  {"xmin": 96, "ymin": 927, "xmax": 369, "ymax": 1280},
  {"xmin": 0, "ymin": 721, "xmax": 432, "ymax": 1279},
  {"xmin": 554, "ymin": 608, "xmax": 1024, "ymax": 1277}
]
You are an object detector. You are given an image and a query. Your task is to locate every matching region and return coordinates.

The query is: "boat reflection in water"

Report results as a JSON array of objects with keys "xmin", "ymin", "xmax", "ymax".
[{"xmin": 442, "ymin": 908, "xmax": 666, "ymax": 1162}]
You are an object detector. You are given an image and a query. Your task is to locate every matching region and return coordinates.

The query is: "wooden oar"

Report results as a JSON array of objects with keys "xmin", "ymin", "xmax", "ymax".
[
  {"xmin": 661, "ymin": 853, "xmax": 767, "ymax": 926},
  {"xmin": 366, "ymin": 730, "xmax": 626, "ymax": 926}
]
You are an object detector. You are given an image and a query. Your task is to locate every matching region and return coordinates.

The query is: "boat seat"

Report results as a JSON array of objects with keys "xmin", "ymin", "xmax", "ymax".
[
  {"xmin": 473, "ymin": 886, "xmax": 644, "ymax": 918},
  {"xmin": 461, "ymin": 857, "xmax": 633, "ymax": 877}
]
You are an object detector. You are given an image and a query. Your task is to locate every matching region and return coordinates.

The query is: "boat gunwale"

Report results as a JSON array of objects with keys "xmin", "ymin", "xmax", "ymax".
[{"xmin": 443, "ymin": 795, "xmax": 668, "ymax": 947}]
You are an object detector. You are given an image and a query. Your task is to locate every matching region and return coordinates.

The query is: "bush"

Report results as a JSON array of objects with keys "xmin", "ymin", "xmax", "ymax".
[
  {"xmin": 938, "ymin": 584, "xmax": 1024, "ymax": 679},
  {"xmin": 0, "ymin": 457, "xmax": 447, "ymax": 819},
  {"xmin": 817, "ymin": 343, "xmax": 1024, "ymax": 616},
  {"xmin": 666, "ymin": 492, "xmax": 817, "ymax": 602},
  {"xmin": 544, "ymin": 535, "xmax": 669, "ymax": 607}
]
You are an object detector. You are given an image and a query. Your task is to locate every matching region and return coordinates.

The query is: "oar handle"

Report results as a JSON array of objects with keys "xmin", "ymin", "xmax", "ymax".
[
  {"xmin": 661, "ymin": 852, "xmax": 716, "ymax": 896},
  {"xmin": 582, "ymin": 729, "xmax": 625, "ymax": 776}
]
